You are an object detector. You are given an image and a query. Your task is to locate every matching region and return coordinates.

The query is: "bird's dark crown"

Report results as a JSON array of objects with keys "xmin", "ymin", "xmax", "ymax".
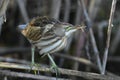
[{"xmin": 30, "ymin": 16, "xmax": 60, "ymax": 27}]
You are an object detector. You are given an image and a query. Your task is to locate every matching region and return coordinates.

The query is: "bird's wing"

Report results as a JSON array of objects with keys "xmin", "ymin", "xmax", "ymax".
[
  {"xmin": 30, "ymin": 16, "xmax": 60, "ymax": 27},
  {"xmin": 29, "ymin": 16, "xmax": 64, "ymax": 42}
]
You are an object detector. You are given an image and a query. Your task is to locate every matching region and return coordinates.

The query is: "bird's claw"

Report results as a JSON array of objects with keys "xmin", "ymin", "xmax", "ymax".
[
  {"xmin": 29, "ymin": 63, "xmax": 40, "ymax": 74},
  {"xmin": 50, "ymin": 64, "xmax": 60, "ymax": 77}
]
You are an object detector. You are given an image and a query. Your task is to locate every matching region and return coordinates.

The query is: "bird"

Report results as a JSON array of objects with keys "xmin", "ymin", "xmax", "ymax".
[{"xmin": 18, "ymin": 16, "xmax": 83, "ymax": 76}]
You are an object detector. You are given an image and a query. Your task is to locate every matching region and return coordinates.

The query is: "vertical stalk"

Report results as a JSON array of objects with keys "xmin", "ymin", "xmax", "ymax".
[{"xmin": 102, "ymin": 0, "xmax": 117, "ymax": 74}]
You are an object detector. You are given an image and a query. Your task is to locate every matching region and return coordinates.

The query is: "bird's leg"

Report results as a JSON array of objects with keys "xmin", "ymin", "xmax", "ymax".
[
  {"xmin": 30, "ymin": 46, "xmax": 39, "ymax": 74},
  {"xmin": 31, "ymin": 46, "xmax": 35, "ymax": 65},
  {"xmin": 47, "ymin": 54, "xmax": 59, "ymax": 77},
  {"xmin": 29, "ymin": 47, "xmax": 35, "ymax": 71}
]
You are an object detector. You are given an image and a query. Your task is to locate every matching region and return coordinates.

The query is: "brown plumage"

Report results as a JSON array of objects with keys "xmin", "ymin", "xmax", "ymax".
[
  {"xmin": 21, "ymin": 16, "xmax": 72, "ymax": 55},
  {"xmin": 18, "ymin": 16, "xmax": 82, "ymax": 76}
]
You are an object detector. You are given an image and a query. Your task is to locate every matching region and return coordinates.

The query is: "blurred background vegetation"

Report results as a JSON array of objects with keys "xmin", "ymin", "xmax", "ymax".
[{"xmin": 0, "ymin": 0, "xmax": 120, "ymax": 80}]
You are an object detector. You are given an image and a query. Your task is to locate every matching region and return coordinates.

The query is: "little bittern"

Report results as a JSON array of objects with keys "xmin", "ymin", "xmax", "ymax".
[{"xmin": 18, "ymin": 16, "xmax": 83, "ymax": 76}]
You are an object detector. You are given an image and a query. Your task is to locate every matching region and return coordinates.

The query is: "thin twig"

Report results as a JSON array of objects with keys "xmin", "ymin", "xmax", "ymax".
[
  {"xmin": 0, "ymin": 56, "xmax": 48, "ymax": 68},
  {"xmin": 17, "ymin": 0, "xmax": 29, "ymax": 23},
  {"xmin": 0, "ymin": 0, "xmax": 9, "ymax": 35},
  {"xmin": 102, "ymin": 0, "xmax": 117, "ymax": 74},
  {"xmin": 75, "ymin": 0, "xmax": 82, "ymax": 24},
  {"xmin": 0, "ymin": 56, "xmax": 30, "ymax": 64},
  {"xmin": 0, "ymin": 62, "xmax": 119, "ymax": 80},
  {"xmin": 88, "ymin": 0, "xmax": 101, "ymax": 21},
  {"xmin": 0, "ymin": 69, "xmax": 69, "ymax": 80},
  {"xmin": 63, "ymin": 0, "xmax": 71, "ymax": 22},
  {"xmin": 80, "ymin": 0, "xmax": 92, "ymax": 28},
  {"xmin": 89, "ymin": 29, "xmax": 102, "ymax": 72},
  {"xmin": 50, "ymin": 0, "xmax": 61, "ymax": 19},
  {"xmin": 80, "ymin": 0, "xmax": 102, "ymax": 73},
  {"xmin": 0, "ymin": 0, "xmax": 9, "ymax": 17}
]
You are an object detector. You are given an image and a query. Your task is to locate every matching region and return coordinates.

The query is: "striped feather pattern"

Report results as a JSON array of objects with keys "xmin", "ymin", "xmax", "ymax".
[
  {"xmin": 20, "ymin": 16, "xmax": 77, "ymax": 56},
  {"xmin": 38, "ymin": 36, "xmax": 67, "ymax": 55},
  {"xmin": 35, "ymin": 37, "xmax": 60, "ymax": 47}
]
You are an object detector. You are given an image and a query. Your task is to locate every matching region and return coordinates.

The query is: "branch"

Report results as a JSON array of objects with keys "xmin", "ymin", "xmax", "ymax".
[
  {"xmin": 0, "ymin": 0, "xmax": 9, "ymax": 35},
  {"xmin": 80, "ymin": 0, "xmax": 102, "ymax": 73},
  {"xmin": 75, "ymin": 0, "xmax": 82, "ymax": 24},
  {"xmin": 17, "ymin": 0, "xmax": 29, "ymax": 23},
  {"xmin": 102, "ymin": 0, "xmax": 117, "ymax": 74},
  {"xmin": 50, "ymin": 0, "xmax": 61, "ymax": 19},
  {"xmin": 63, "ymin": 0, "xmax": 71, "ymax": 22},
  {"xmin": 0, "ymin": 0, "xmax": 9, "ymax": 17},
  {"xmin": 0, "ymin": 69, "xmax": 68, "ymax": 80},
  {"xmin": 0, "ymin": 62, "xmax": 120, "ymax": 80},
  {"xmin": 88, "ymin": 0, "xmax": 101, "ymax": 21}
]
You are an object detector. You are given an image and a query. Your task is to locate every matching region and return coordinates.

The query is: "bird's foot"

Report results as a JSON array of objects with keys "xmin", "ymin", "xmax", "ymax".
[
  {"xmin": 29, "ymin": 62, "xmax": 40, "ymax": 74},
  {"xmin": 50, "ymin": 64, "xmax": 60, "ymax": 77}
]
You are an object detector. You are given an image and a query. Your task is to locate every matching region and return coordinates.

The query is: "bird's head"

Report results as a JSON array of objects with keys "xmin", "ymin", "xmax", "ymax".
[
  {"xmin": 18, "ymin": 24, "xmax": 32, "ymax": 37},
  {"xmin": 18, "ymin": 22, "xmax": 41, "ymax": 41},
  {"xmin": 18, "ymin": 16, "xmax": 57, "ymax": 38}
]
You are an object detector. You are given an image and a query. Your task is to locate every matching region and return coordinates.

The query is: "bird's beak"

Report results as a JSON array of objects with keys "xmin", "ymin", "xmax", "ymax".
[
  {"xmin": 75, "ymin": 25, "xmax": 86, "ymax": 32},
  {"xmin": 18, "ymin": 24, "xmax": 27, "ymax": 31}
]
